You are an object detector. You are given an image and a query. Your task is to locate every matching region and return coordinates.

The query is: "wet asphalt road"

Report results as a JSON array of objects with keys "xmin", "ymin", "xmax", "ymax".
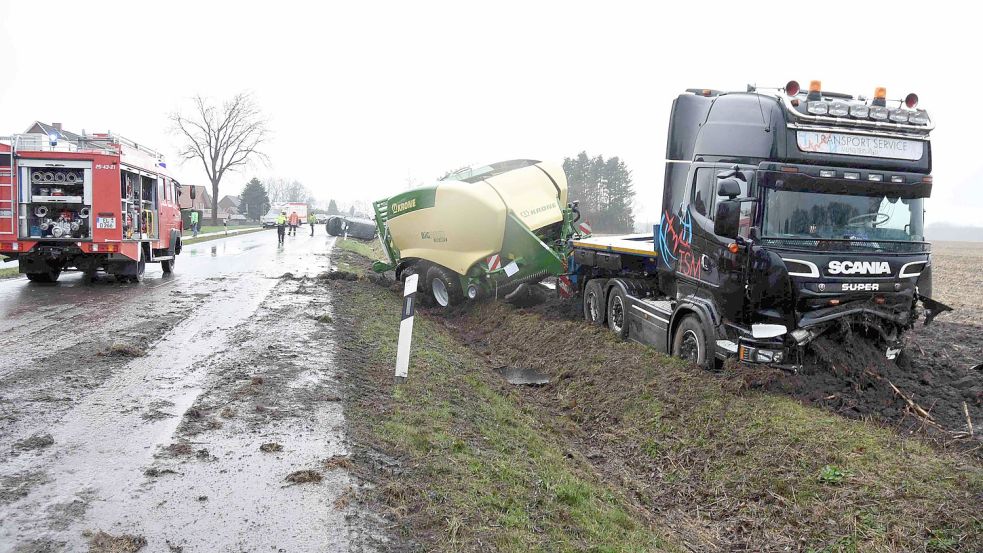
[{"xmin": 0, "ymin": 229, "xmax": 358, "ymax": 551}]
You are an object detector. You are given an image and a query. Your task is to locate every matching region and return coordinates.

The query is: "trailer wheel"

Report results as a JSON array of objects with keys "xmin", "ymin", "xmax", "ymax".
[
  {"xmin": 672, "ymin": 315, "xmax": 710, "ymax": 368},
  {"xmin": 26, "ymin": 269, "xmax": 61, "ymax": 283},
  {"xmin": 426, "ymin": 265, "xmax": 463, "ymax": 308},
  {"xmin": 607, "ymin": 287, "xmax": 629, "ymax": 340},
  {"xmin": 583, "ymin": 279, "xmax": 606, "ymax": 326}
]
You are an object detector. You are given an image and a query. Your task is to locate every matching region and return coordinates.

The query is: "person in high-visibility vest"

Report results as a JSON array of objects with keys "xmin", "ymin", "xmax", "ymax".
[
  {"xmin": 190, "ymin": 210, "xmax": 200, "ymax": 238},
  {"xmin": 276, "ymin": 211, "xmax": 287, "ymax": 245},
  {"xmin": 288, "ymin": 211, "xmax": 300, "ymax": 236},
  {"xmin": 308, "ymin": 213, "xmax": 317, "ymax": 236}
]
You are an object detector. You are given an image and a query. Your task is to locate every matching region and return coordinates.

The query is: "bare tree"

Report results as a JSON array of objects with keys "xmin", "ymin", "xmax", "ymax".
[
  {"xmin": 170, "ymin": 93, "xmax": 270, "ymax": 224},
  {"xmin": 264, "ymin": 177, "xmax": 291, "ymax": 205}
]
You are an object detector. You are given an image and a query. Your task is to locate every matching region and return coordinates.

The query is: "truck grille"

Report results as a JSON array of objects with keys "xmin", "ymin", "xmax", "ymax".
[{"xmin": 761, "ymin": 238, "xmax": 929, "ymax": 254}]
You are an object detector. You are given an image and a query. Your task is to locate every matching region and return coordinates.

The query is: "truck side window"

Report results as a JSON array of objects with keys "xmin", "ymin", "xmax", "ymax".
[{"xmin": 692, "ymin": 168, "xmax": 714, "ymax": 219}]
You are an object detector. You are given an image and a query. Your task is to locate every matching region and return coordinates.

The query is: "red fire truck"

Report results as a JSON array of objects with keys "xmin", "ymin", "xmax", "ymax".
[{"xmin": 0, "ymin": 129, "xmax": 183, "ymax": 282}]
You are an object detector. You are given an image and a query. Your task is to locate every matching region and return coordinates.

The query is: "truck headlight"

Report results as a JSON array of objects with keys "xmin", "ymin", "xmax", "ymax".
[
  {"xmin": 828, "ymin": 102, "xmax": 849, "ymax": 117},
  {"xmin": 807, "ymin": 101, "xmax": 829, "ymax": 115},
  {"xmin": 889, "ymin": 109, "xmax": 909, "ymax": 123},
  {"xmin": 908, "ymin": 111, "xmax": 930, "ymax": 125},
  {"xmin": 850, "ymin": 105, "xmax": 870, "ymax": 118}
]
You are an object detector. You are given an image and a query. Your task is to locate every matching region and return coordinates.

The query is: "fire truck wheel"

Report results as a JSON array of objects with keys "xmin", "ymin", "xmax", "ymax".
[
  {"xmin": 26, "ymin": 269, "xmax": 61, "ymax": 283},
  {"xmin": 426, "ymin": 265, "xmax": 463, "ymax": 308},
  {"xmin": 161, "ymin": 256, "xmax": 175, "ymax": 274},
  {"xmin": 583, "ymin": 279, "xmax": 607, "ymax": 326},
  {"xmin": 606, "ymin": 287, "xmax": 629, "ymax": 340}
]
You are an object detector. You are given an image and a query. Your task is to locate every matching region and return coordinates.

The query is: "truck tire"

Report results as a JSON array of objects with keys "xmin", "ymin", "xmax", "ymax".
[
  {"xmin": 161, "ymin": 256, "xmax": 175, "ymax": 274},
  {"xmin": 26, "ymin": 269, "xmax": 60, "ymax": 283},
  {"xmin": 583, "ymin": 279, "xmax": 606, "ymax": 326},
  {"xmin": 672, "ymin": 315, "xmax": 711, "ymax": 368},
  {"xmin": 426, "ymin": 265, "xmax": 463, "ymax": 308},
  {"xmin": 606, "ymin": 287, "xmax": 629, "ymax": 340}
]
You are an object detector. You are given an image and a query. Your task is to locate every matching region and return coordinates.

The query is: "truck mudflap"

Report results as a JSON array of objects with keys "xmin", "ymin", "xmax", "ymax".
[{"xmin": 918, "ymin": 294, "xmax": 953, "ymax": 325}]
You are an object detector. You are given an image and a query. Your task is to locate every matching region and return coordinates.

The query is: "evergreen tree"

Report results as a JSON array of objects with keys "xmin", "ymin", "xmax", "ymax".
[
  {"xmin": 562, "ymin": 152, "xmax": 635, "ymax": 233},
  {"xmin": 240, "ymin": 177, "xmax": 270, "ymax": 221},
  {"xmin": 327, "ymin": 199, "xmax": 339, "ymax": 215}
]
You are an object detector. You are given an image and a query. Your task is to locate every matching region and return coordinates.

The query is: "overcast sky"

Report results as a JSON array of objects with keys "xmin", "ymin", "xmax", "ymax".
[{"xmin": 1, "ymin": 1, "xmax": 979, "ymax": 226}]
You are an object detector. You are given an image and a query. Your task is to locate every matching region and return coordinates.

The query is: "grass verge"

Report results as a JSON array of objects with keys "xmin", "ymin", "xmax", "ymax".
[
  {"xmin": 0, "ymin": 266, "xmax": 19, "ymax": 279},
  {"xmin": 330, "ymin": 248, "xmax": 678, "ymax": 552}
]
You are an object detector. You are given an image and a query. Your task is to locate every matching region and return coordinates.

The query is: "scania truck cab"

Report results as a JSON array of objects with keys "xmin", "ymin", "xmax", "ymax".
[{"xmin": 573, "ymin": 81, "xmax": 949, "ymax": 369}]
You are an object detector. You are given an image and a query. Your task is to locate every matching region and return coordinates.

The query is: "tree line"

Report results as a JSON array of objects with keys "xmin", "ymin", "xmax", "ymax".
[{"xmin": 563, "ymin": 152, "xmax": 635, "ymax": 233}]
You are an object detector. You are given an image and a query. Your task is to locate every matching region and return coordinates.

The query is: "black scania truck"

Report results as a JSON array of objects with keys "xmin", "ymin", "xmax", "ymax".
[{"xmin": 571, "ymin": 80, "xmax": 950, "ymax": 369}]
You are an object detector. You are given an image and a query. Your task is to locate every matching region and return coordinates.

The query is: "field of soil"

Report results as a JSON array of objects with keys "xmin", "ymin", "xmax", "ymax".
[{"xmin": 743, "ymin": 241, "xmax": 983, "ymax": 446}]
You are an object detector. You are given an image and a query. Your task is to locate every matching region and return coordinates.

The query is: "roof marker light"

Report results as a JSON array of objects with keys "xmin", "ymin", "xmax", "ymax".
[
  {"xmin": 868, "ymin": 174, "xmax": 884, "ymax": 182},
  {"xmin": 844, "ymin": 172, "xmax": 860, "ymax": 180},
  {"xmin": 873, "ymin": 87, "xmax": 887, "ymax": 107},
  {"xmin": 807, "ymin": 80, "xmax": 822, "ymax": 101},
  {"xmin": 891, "ymin": 176, "xmax": 905, "ymax": 183},
  {"xmin": 820, "ymin": 170, "xmax": 835, "ymax": 178}
]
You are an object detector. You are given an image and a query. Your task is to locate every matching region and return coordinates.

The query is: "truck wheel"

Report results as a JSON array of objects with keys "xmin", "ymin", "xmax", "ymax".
[
  {"xmin": 426, "ymin": 266, "xmax": 463, "ymax": 308},
  {"xmin": 672, "ymin": 315, "xmax": 712, "ymax": 369},
  {"xmin": 583, "ymin": 279, "xmax": 607, "ymax": 326},
  {"xmin": 26, "ymin": 270, "xmax": 60, "ymax": 283},
  {"xmin": 607, "ymin": 287, "xmax": 629, "ymax": 340},
  {"xmin": 161, "ymin": 256, "xmax": 175, "ymax": 274}
]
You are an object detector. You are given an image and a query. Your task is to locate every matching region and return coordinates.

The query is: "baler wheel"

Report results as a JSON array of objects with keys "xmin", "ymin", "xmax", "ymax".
[{"xmin": 426, "ymin": 265, "xmax": 463, "ymax": 308}]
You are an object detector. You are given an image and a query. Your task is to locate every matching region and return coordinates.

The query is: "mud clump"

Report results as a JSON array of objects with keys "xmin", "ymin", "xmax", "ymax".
[
  {"xmin": 260, "ymin": 442, "xmax": 283, "ymax": 453},
  {"xmin": 323, "ymin": 455, "xmax": 354, "ymax": 470},
  {"xmin": 250, "ymin": 375, "xmax": 264, "ymax": 385},
  {"xmin": 165, "ymin": 443, "xmax": 193, "ymax": 456},
  {"xmin": 144, "ymin": 467, "xmax": 177, "ymax": 478},
  {"xmin": 14, "ymin": 433, "xmax": 54, "ymax": 451},
  {"xmin": 316, "ymin": 314, "xmax": 334, "ymax": 324},
  {"xmin": 318, "ymin": 270, "xmax": 359, "ymax": 281},
  {"xmin": 100, "ymin": 343, "xmax": 147, "ymax": 358},
  {"xmin": 85, "ymin": 530, "xmax": 147, "ymax": 552},
  {"xmin": 285, "ymin": 469, "xmax": 322, "ymax": 484}
]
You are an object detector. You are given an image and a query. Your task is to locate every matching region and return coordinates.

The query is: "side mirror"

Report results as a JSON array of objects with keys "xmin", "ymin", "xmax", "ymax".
[
  {"xmin": 717, "ymin": 178, "xmax": 742, "ymax": 199},
  {"xmin": 714, "ymin": 199, "xmax": 741, "ymax": 239}
]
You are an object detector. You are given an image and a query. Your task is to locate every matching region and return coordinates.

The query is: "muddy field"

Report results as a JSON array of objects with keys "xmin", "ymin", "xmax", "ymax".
[{"xmin": 527, "ymin": 240, "xmax": 983, "ymax": 447}]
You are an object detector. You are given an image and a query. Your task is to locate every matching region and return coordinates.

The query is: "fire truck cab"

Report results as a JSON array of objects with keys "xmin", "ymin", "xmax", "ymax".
[{"xmin": 0, "ymin": 125, "xmax": 183, "ymax": 282}]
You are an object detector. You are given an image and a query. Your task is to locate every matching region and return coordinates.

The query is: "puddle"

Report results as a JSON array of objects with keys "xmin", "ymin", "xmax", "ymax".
[{"xmin": 493, "ymin": 367, "xmax": 550, "ymax": 386}]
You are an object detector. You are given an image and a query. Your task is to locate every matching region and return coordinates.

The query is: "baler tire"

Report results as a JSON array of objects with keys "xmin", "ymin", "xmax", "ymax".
[
  {"xmin": 426, "ymin": 266, "xmax": 463, "ymax": 308},
  {"xmin": 583, "ymin": 279, "xmax": 607, "ymax": 326},
  {"xmin": 606, "ymin": 287, "xmax": 629, "ymax": 340}
]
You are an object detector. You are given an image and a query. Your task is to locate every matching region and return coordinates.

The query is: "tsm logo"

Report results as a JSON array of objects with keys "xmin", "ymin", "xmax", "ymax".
[{"xmin": 827, "ymin": 261, "xmax": 891, "ymax": 275}]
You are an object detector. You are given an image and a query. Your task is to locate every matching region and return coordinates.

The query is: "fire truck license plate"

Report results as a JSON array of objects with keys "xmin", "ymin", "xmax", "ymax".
[{"xmin": 96, "ymin": 217, "xmax": 117, "ymax": 229}]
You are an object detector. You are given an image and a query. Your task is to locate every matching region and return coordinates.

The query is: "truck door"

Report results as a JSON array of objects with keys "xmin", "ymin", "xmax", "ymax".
[
  {"xmin": 689, "ymin": 164, "xmax": 755, "ymax": 322},
  {"xmin": 0, "ymin": 148, "xmax": 13, "ymax": 237}
]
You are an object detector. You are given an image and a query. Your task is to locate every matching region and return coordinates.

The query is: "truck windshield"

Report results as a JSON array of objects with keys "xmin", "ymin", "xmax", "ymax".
[{"xmin": 763, "ymin": 189, "xmax": 925, "ymax": 242}]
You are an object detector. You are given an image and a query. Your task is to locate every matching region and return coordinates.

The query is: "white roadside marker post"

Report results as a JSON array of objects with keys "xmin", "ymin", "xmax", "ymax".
[{"xmin": 394, "ymin": 273, "xmax": 418, "ymax": 385}]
